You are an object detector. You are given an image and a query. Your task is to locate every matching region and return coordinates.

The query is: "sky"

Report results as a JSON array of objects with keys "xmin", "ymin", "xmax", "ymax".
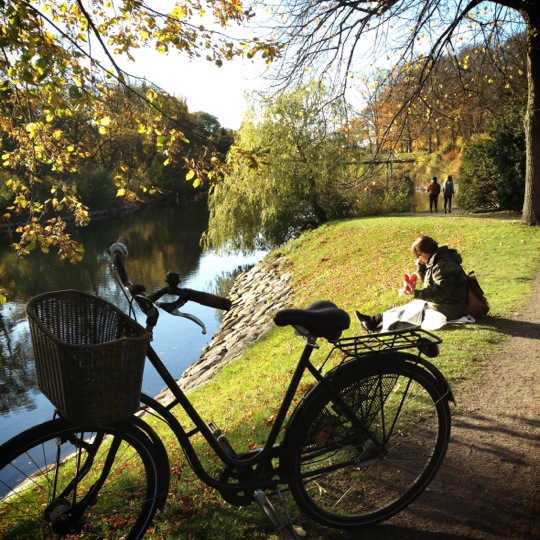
[
  {"xmin": 122, "ymin": 46, "xmax": 268, "ymax": 131},
  {"xmin": 103, "ymin": 0, "xmax": 272, "ymax": 131}
]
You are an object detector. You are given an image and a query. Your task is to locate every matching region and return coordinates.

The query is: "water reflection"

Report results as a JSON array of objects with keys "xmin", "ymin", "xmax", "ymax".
[
  {"xmin": 1, "ymin": 203, "xmax": 208, "ymax": 303},
  {"xmin": 0, "ymin": 202, "xmax": 265, "ymax": 442},
  {"xmin": 0, "ymin": 306, "xmax": 38, "ymax": 415},
  {"xmin": 413, "ymin": 188, "xmax": 430, "ymax": 212}
]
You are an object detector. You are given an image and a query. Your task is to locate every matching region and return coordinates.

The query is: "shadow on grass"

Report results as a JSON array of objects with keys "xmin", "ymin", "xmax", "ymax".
[
  {"xmin": 484, "ymin": 315, "xmax": 540, "ymax": 339},
  {"xmin": 441, "ymin": 314, "xmax": 540, "ymax": 340}
]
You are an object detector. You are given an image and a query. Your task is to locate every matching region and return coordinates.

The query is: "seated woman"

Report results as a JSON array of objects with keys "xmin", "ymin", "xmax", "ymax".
[{"xmin": 356, "ymin": 235, "xmax": 468, "ymax": 332}]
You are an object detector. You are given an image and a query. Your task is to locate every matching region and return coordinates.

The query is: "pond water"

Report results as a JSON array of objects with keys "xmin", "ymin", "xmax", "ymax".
[
  {"xmin": 0, "ymin": 202, "xmax": 265, "ymax": 444},
  {"xmin": 413, "ymin": 188, "xmax": 431, "ymax": 212}
]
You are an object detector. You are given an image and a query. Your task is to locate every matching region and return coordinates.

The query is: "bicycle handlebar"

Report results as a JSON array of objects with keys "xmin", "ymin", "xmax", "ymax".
[
  {"xmin": 109, "ymin": 237, "xmax": 130, "ymax": 286},
  {"xmin": 109, "ymin": 237, "xmax": 232, "ymax": 313},
  {"xmin": 177, "ymin": 287, "xmax": 232, "ymax": 311}
]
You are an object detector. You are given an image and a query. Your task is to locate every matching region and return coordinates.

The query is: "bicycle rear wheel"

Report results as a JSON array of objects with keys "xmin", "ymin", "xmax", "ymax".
[
  {"xmin": 0, "ymin": 416, "xmax": 167, "ymax": 539},
  {"xmin": 282, "ymin": 355, "xmax": 451, "ymax": 528}
]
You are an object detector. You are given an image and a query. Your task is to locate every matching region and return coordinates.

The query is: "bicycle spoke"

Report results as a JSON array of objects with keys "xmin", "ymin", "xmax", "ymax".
[
  {"xmin": 0, "ymin": 419, "xmax": 161, "ymax": 539},
  {"xmin": 283, "ymin": 357, "xmax": 451, "ymax": 528}
]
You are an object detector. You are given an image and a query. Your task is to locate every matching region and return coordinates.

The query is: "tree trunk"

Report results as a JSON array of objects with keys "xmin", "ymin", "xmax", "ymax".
[
  {"xmin": 521, "ymin": 8, "xmax": 540, "ymax": 225},
  {"xmin": 313, "ymin": 199, "xmax": 329, "ymax": 224}
]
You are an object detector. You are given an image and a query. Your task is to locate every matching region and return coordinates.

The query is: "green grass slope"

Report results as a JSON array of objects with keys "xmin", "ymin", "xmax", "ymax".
[{"xmin": 151, "ymin": 214, "xmax": 540, "ymax": 539}]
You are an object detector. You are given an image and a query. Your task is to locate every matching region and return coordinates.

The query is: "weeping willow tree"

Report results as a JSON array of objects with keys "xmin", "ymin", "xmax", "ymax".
[{"xmin": 203, "ymin": 81, "xmax": 355, "ymax": 253}]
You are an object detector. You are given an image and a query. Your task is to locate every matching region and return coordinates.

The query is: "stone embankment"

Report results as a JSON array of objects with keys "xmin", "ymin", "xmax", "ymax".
[{"xmin": 154, "ymin": 256, "xmax": 294, "ymax": 403}]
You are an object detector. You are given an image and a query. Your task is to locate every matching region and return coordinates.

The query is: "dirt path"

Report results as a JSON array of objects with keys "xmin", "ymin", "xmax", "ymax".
[{"xmin": 304, "ymin": 274, "xmax": 540, "ymax": 540}]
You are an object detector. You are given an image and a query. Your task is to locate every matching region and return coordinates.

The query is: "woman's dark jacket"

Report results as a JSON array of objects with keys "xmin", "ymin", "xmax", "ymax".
[{"xmin": 414, "ymin": 245, "xmax": 468, "ymax": 320}]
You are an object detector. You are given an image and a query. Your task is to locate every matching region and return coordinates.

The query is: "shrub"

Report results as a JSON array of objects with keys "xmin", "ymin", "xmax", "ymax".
[
  {"xmin": 458, "ymin": 99, "xmax": 525, "ymax": 212},
  {"xmin": 76, "ymin": 170, "xmax": 118, "ymax": 209},
  {"xmin": 355, "ymin": 181, "xmax": 414, "ymax": 216},
  {"xmin": 457, "ymin": 136, "xmax": 500, "ymax": 210}
]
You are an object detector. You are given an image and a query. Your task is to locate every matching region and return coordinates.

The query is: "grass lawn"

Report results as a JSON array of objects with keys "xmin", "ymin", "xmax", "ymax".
[
  {"xmin": 142, "ymin": 214, "xmax": 540, "ymax": 539},
  {"xmin": 8, "ymin": 214, "xmax": 540, "ymax": 540}
]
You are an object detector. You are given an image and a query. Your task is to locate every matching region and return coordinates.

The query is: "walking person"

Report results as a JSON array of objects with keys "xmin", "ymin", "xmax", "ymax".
[
  {"xmin": 427, "ymin": 177, "xmax": 441, "ymax": 213},
  {"xmin": 442, "ymin": 175, "xmax": 455, "ymax": 213}
]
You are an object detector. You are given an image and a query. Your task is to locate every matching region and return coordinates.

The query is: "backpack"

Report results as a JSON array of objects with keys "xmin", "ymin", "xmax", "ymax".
[
  {"xmin": 464, "ymin": 271, "xmax": 489, "ymax": 319},
  {"xmin": 443, "ymin": 180, "xmax": 454, "ymax": 195}
]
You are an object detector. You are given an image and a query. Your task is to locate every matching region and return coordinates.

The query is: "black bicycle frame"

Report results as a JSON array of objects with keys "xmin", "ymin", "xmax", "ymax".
[
  {"xmin": 140, "ymin": 338, "xmax": 322, "ymax": 491},
  {"xmin": 140, "ymin": 328, "xmax": 392, "ymax": 495}
]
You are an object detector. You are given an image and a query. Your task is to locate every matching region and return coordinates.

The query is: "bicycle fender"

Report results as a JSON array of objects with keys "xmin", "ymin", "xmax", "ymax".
[
  {"xmin": 128, "ymin": 414, "xmax": 171, "ymax": 511},
  {"xmin": 379, "ymin": 352, "xmax": 455, "ymax": 405},
  {"xmin": 408, "ymin": 354, "xmax": 456, "ymax": 405}
]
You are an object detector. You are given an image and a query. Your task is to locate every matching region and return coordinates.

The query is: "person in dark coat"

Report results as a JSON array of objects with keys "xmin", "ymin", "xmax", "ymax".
[
  {"xmin": 442, "ymin": 175, "xmax": 455, "ymax": 213},
  {"xmin": 355, "ymin": 235, "xmax": 468, "ymax": 332},
  {"xmin": 427, "ymin": 176, "xmax": 441, "ymax": 213}
]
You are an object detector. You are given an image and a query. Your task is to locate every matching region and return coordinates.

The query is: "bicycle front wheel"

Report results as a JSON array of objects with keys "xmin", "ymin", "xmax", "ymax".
[
  {"xmin": 282, "ymin": 355, "xmax": 451, "ymax": 529},
  {"xmin": 0, "ymin": 417, "xmax": 165, "ymax": 539}
]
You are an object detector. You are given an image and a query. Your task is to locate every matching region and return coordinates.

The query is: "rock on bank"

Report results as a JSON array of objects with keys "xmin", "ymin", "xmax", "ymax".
[{"xmin": 155, "ymin": 256, "xmax": 294, "ymax": 403}]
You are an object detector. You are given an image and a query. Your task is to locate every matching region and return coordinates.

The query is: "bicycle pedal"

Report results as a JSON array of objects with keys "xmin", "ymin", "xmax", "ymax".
[{"xmin": 207, "ymin": 421, "xmax": 237, "ymax": 458}]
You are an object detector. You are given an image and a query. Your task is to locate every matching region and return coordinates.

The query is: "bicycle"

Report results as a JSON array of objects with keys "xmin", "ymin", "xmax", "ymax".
[{"xmin": 0, "ymin": 237, "xmax": 454, "ymax": 539}]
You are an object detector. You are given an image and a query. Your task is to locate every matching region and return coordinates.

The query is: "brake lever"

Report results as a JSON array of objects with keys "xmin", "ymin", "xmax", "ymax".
[{"xmin": 168, "ymin": 309, "xmax": 207, "ymax": 335}]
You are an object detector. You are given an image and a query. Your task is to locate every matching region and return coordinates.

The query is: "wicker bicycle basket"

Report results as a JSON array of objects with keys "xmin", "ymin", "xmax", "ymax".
[{"xmin": 26, "ymin": 290, "xmax": 150, "ymax": 425}]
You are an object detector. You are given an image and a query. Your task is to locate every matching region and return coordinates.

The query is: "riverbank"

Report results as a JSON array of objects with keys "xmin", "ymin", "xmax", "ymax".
[
  {"xmin": 154, "ymin": 254, "xmax": 294, "ymax": 403},
  {"xmin": 154, "ymin": 212, "xmax": 539, "ymax": 406}
]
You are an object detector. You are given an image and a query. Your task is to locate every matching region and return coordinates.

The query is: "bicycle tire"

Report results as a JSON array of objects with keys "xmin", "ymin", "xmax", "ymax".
[
  {"xmin": 0, "ymin": 416, "xmax": 167, "ymax": 539},
  {"xmin": 281, "ymin": 354, "xmax": 452, "ymax": 529}
]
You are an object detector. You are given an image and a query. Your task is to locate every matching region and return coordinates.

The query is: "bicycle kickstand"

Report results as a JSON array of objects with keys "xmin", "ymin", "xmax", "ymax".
[{"xmin": 254, "ymin": 489, "xmax": 298, "ymax": 540}]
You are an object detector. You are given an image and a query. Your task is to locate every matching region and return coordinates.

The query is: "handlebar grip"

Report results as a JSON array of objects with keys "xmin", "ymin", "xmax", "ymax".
[
  {"xmin": 109, "ymin": 237, "xmax": 130, "ymax": 286},
  {"xmin": 180, "ymin": 288, "xmax": 232, "ymax": 311}
]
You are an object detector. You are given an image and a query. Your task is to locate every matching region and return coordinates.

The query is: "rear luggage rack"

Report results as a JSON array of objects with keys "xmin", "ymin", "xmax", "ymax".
[{"xmin": 333, "ymin": 328, "xmax": 442, "ymax": 358}]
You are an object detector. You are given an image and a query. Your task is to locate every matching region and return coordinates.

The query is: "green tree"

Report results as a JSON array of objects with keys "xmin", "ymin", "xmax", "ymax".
[
  {"xmin": 458, "ymin": 136, "xmax": 501, "ymax": 211},
  {"xmin": 203, "ymin": 82, "xmax": 353, "ymax": 252},
  {"xmin": 459, "ymin": 98, "xmax": 526, "ymax": 211},
  {"xmin": 0, "ymin": 0, "xmax": 279, "ymax": 260},
  {"xmin": 262, "ymin": 0, "xmax": 540, "ymax": 225},
  {"xmin": 193, "ymin": 112, "xmax": 234, "ymax": 155},
  {"xmin": 67, "ymin": 83, "xmax": 197, "ymax": 207}
]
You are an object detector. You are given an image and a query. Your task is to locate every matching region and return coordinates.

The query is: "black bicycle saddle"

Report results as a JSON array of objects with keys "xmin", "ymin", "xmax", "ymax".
[{"xmin": 273, "ymin": 300, "xmax": 350, "ymax": 341}]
